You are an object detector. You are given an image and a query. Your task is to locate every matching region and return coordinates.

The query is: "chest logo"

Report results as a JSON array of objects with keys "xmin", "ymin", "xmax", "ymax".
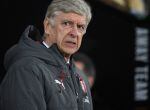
[
  {"xmin": 83, "ymin": 96, "xmax": 90, "ymax": 104},
  {"xmin": 79, "ymin": 77, "xmax": 87, "ymax": 93},
  {"xmin": 55, "ymin": 79, "xmax": 65, "ymax": 89}
]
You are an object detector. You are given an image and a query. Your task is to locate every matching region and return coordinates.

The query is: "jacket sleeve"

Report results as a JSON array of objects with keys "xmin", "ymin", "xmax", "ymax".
[{"xmin": 0, "ymin": 62, "xmax": 46, "ymax": 110}]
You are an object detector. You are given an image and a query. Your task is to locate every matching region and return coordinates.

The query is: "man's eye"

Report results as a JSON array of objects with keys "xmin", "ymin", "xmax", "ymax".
[
  {"xmin": 62, "ymin": 21, "xmax": 70, "ymax": 26},
  {"xmin": 78, "ymin": 25, "xmax": 85, "ymax": 32}
]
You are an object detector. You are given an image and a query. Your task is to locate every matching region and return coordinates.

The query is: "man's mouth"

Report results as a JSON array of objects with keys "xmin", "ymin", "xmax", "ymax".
[{"xmin": 65, "ymin": 41, "xmax": 77, "ymax": 48}]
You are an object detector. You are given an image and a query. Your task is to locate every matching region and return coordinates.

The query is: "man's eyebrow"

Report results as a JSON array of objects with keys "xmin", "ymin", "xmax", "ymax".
[{"xmin": 61, "ymin": 19, "xmax": 86, "ymax": 26}]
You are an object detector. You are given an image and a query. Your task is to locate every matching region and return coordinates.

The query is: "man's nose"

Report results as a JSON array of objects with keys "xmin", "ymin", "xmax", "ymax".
[{"xmin": 69, "ymin": 26, "xmax": 79, "ymax": 37}]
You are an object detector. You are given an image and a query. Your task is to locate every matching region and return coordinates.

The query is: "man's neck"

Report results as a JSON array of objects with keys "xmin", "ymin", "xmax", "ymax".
[{"xmin": 43, "ymin": 41, "xmax": 71, "ymax": 64}]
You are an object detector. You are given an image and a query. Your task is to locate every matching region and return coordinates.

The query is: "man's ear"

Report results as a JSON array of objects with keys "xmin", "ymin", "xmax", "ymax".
[{"xmin": 43, "ymin": 18, "xmax": 51, "ymax": 34}]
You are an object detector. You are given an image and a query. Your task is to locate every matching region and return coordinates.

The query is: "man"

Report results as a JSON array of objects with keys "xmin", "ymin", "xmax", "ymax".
[
  {"xmin": 73, "ymin": 52, "xmax": 96, "ymax": 88},
  {"xmin": 0, "ymin": 0, "xmax": 93, "ymax": 110}
]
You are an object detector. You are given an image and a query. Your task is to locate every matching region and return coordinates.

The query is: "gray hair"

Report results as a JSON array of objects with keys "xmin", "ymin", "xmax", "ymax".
[{"xmin": 45, "ymin": 0, "xmax": 92, "ymax": 26}]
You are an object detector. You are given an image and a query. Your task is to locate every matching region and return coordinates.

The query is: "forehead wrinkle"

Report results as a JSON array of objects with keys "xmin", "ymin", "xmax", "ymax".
[{"xmin": 56, "ymin": 12, "xmax": 86, "ymax": 25}]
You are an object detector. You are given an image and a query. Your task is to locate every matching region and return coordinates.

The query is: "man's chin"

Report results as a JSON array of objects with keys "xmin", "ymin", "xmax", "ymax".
[{"xmin": 63, "ymin": 50, "xmax": 77, "ymax": 57}]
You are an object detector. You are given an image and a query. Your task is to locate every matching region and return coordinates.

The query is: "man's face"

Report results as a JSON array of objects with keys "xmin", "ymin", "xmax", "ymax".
[{"xmin": 50, "ymin": 12, "xmax": 87, "ymax": 56}]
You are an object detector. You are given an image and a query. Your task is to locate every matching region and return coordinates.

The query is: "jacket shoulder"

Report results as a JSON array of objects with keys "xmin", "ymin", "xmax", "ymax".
[{"xmin": 9, "ymin": 57, "xmax": 46, "ymax": 77}]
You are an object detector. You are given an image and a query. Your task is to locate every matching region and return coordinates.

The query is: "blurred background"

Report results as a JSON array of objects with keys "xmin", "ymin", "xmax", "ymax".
[{"xmin": 1, "ymin": 0, "xmax": 150, "ymax": 110}]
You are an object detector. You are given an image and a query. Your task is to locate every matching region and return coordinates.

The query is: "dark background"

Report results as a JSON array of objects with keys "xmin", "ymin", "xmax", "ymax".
[{"xmin": 1, "ymin": 0, "xmax": 150, "ymax": 110}]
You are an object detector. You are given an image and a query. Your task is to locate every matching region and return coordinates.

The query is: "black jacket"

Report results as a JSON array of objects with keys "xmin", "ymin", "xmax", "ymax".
[{"xmin": 0, "ymin": 25, "xmax": 93, "ymax": 110}]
